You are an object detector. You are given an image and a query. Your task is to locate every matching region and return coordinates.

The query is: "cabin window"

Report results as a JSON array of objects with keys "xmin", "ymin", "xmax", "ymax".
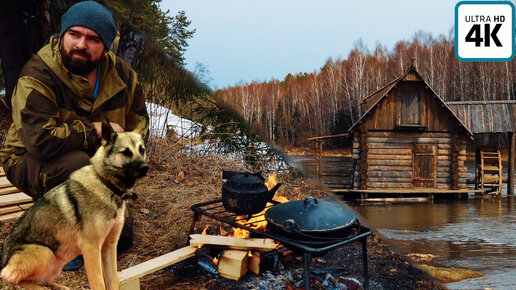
[{"xmin": 401, "ymin": 91, "xmax": 421, "ymax": 125}]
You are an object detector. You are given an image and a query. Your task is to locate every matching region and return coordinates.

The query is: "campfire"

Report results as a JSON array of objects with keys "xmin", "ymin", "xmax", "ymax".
[
  {"xmin": 184, "ymin": 171, "xmax": 372, "ymax": 289},
  {"xmin": 194, "ymin": 172, "xmax": 285, "ymax": 280}
]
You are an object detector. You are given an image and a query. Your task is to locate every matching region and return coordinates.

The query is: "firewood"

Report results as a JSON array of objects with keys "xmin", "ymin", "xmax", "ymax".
[
  {"xmin": 189, "ymin": 234, "xmax": 277, "ymax": 251},
  {"xmin": 119, "ymin": 245, "xmax": 198, "ymax": 290},
  {"xmin": 248, "ymin": 251, "xmax": 261, "ymax": 275},
  {"xmin": 217, "ymin": 249, "xmax": 248, "ymax": 280}
]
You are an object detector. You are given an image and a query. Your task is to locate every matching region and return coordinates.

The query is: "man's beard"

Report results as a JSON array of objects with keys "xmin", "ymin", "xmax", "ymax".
[{"xmin": 61, "ymin": 47, "xmax": 102, "ymax": 76}]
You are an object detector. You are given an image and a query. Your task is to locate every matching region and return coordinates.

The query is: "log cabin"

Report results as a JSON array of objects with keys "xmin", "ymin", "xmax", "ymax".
[
  {"xmin": 309, "ymin": 66, "xmax": 516, "ymax": 198},
  {"xmin": 348, "ymin": 66, "xmax": 473, "ymax": 193}
]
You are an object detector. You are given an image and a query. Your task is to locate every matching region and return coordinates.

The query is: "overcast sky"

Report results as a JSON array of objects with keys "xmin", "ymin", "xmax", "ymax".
[{"xmin": 160, "ymin": 0, "xmax": 457, "ymax": 90}]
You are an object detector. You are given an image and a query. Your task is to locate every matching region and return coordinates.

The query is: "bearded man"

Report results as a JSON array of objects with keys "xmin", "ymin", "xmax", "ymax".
[{"xmin": 0, "ymin": 1, "xmax": 148, "ymax": 270}]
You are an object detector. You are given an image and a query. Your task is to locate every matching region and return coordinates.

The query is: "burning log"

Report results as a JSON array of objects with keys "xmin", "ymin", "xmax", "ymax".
[
  {"xmin": 217, "ymin": 249, "xmax": 249, "ymax": 280},
  {"xmin": 189, "ymin": 234, "xmax": 278, "ymax": 251}
]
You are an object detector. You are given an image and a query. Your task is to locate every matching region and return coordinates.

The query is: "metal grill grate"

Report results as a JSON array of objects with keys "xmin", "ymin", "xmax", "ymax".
[{"xmin": 187, "ymin": 198, "xmax": 373, "ymax": 289}]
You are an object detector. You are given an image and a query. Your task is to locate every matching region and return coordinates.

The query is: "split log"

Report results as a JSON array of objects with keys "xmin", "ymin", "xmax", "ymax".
[
  {"xmin": 367, "ymin": 137, "xmax": 453, "ymax": 144},
  {"xmin": 366, "ymin": 131, "xmax": 453, "ymax": 138},
  {"xmin": 366, "ymin": 154, "xmax": 411, "ymax": 160},
  {"xmin": 367, "ymin": 177, "xmax": 412, "ymax": 183},
  {"xmin": 368, "ymin": 165, "xmax": 412, "ymax": 172},
  {"xmin": 189, "ymin": 234, "xmax": 277, "ymax": 251},
  {"xmin": 368, "ymin": 159, "xmax": 412, "ymax": 166},
  {"xmin": 248, "ymin": 251, "xmax": 261, "ymax": 275},
  {"xmin": 367, "ymin": 171, "xmax": 412, "ymax": 178},
  {"xmin": 368, "ymin": 148, "xmax": 412, "ymax": 155},
  {"xmin": 218, "ymin": 249, "xmax": 248, "ymax": 280}
]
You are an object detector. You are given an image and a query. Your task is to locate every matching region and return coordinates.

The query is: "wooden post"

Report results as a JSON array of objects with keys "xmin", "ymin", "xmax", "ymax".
[
  {"xmin": 509, "ymin": 132, "xmax": 515, "ymax": 195},
  {"xmin": 315, "ymin": 140, "xmax": 322, "ymax": 183}
]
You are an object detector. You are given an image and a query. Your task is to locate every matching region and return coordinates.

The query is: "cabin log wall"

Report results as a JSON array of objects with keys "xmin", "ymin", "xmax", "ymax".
[{"xmin": 352, "ymin": 131, "xmax": 468, "ymax": 190}]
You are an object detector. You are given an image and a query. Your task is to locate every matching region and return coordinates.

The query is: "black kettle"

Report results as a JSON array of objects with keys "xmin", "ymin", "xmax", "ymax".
[{"xmin": 222, "ymin": 171, "xmax": 282, "ymax": 215}]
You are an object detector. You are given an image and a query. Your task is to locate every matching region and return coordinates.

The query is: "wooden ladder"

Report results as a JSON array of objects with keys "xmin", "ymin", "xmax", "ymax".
[{"xmin": 479, "ymin": 148, "xmax": 503, "ymax": 195}]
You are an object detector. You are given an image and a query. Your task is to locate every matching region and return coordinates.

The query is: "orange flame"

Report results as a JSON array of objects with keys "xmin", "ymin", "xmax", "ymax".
[
  {"xmin": 225, "ymin": 172, "xmax": 289, "ymax": 238},
  {"xmin": 265, "ymin": 172, "xmax": 278, "ymax": 190},
  {"xmin": 213, "ymin": 257, "xmax": 219, "ymax": 265},
  {"xmin": 201, "ymin": 225, "xmax": 209, "ymax": 235}
]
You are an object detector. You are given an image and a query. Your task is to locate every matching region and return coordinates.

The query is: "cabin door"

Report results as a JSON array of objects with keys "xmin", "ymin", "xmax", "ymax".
[{"xmin": 412, "ymin": 144, "xmax": 436, "ymax": 188}]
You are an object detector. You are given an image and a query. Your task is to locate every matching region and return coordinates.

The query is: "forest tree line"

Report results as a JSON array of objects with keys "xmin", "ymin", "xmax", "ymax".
[{"xmin": 214, "ymin": 32, "xmax": 516, "ymax": 149}]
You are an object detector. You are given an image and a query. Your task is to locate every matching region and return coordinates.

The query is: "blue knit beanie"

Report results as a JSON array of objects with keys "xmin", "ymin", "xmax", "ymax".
[{"xmin": 60, "ymin": 1, "xmax": 117, "ymax": 50}]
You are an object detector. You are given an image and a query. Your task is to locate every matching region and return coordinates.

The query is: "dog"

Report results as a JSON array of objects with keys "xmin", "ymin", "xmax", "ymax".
[{"xmin": 0, "ymin": 119, "xmax": 148, "ymax": 290}]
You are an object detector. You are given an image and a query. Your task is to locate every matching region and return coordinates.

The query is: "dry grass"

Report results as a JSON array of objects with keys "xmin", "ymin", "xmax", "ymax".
[
  {"xmin": 0, "ymin": 135, "xmax": 326, "ymax": 289},
  {"xmin": 419, "ymin": 264, "xmax": 484, "ymax": 283}
]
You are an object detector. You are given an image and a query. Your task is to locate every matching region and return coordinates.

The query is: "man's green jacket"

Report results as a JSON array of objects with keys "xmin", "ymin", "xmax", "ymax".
[{"xmin": 0, "ymin": 35, "xmax": 149, "ymax": 167}]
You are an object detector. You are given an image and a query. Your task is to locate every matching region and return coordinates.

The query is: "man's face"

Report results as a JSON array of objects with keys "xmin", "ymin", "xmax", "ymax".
[{"xmin": 60, "ymin": 26, "xmax": 107, "ymax": 76}]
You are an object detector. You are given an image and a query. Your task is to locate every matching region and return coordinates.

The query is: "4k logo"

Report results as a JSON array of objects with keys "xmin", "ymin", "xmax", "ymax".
[{"xmin": 456, "ymin": 1, "xmax": 515, "ymax": 61}]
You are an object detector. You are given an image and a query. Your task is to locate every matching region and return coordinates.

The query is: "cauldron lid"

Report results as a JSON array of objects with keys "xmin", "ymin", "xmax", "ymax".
[{"xmin": 265, "ymin": 196, "xmax": 357, "ymax": 232}]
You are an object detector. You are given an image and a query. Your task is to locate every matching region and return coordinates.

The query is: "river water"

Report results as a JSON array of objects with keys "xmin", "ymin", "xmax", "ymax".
[{"xmin": 290, "ymin": 155, "xmax": 516, "ymax": 289}]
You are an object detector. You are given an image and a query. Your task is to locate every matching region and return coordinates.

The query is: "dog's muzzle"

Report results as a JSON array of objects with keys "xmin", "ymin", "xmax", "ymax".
[{"xmin": 126, "ymin": 161, "xmax": 149, "ymax": 178}]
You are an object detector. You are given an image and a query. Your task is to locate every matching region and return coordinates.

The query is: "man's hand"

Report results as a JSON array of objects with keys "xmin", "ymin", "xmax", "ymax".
[{"xmin": 92, "ymin": 121, "xmax": 124, "ymax": 138}]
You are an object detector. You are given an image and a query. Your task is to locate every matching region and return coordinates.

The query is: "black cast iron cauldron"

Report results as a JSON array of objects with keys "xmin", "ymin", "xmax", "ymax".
[
  {"xmin": 222, "ymin": 171, "xmax": 282, "ymax": 215},
  {"xmin": 265, "ymin": 196, "xmax": 360, "ymax": 243}
]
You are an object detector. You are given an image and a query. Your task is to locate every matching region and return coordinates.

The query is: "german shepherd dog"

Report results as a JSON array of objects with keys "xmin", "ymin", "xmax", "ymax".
[{"xmin": 0, "ymin": 119, "xmax": 148, "ymax": 289}]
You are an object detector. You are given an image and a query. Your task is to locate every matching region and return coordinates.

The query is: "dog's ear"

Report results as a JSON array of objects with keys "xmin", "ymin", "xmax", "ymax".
[
  {"xmin": 102, "ymin": 118, "xmax": 117, "ymax": 145},
  {"xmin": 132, "ymin": 116, "xmax": 148, "ymax": 135}
]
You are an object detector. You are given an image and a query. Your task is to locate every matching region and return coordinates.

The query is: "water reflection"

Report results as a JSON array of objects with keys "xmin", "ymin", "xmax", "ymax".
[
  {"xmin": 353, "ymin": 197, "xmax": 516, "ymax": 289},
  {"xmin": 289, "ymin": 155, "xmax": 516, "ymax": 289}
]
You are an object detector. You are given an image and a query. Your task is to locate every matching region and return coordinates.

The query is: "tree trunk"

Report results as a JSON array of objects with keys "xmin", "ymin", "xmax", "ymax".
[{"xmin": 0, "ymin": 0, "xmax": 53, "ymax": 103}]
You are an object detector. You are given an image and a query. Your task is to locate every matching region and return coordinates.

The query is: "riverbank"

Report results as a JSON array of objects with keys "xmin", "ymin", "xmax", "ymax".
[{"xmin": 0, "ymin": 142, "xmax": 444, "ymax": 289}]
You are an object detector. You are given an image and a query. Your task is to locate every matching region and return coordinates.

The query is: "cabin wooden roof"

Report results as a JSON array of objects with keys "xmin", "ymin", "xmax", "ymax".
[
  {"xmin": 348, "ymin": 66, "xmax": 473, "ymax": 136},
  {"xmin": 447, "ymin": 101, "xmax": 516, "ymax": 134}
]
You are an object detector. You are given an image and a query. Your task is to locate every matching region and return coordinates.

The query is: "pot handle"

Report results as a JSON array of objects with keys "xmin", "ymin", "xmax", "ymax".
[
  {"xmin": 283, "ymin": 219, "xmax": 298, "ymax": 233},
  {"xmin": 303, "ymin": 196, "xmax": 318, "ymax": 208}
]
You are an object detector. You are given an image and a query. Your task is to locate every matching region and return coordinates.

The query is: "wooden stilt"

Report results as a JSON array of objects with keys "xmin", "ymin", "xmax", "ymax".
[
  {"xmin": 509, "ymin": 132, "xmax": 515, "ymax": 195},
  {"xmin": 315, "ymin": 140, "xmax": 322, "ymax": 183}
]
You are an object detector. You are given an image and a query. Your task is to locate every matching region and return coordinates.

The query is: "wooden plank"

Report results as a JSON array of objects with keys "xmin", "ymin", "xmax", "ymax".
[
  {"xmin": 19, "ymin": 202, "xmax": 33, "ymax": 210},
  {"xmin": 0, "ymin": 211, "xmax": 24, "ymax": 221},
  {"xmin": 189, "ymin": 234, "xmax": 277, "ymax": 251},
  {"xmin": 0, "ymin": 192, "xmax": 32, "ymax": 207},
  {"xmin": 0, "ymin": 186, "xmax": 21, "ymax": 196},
  {"xmin": 118, "ymin": 245, "xmax": 197, "ymax": 284},
  {"xmin": 0, "ymin": 205, "xmax": 23, "ymax": 215},
  {"xmin": 0, "ymin": 177, "xmax": 12, "ymax": 188}
]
